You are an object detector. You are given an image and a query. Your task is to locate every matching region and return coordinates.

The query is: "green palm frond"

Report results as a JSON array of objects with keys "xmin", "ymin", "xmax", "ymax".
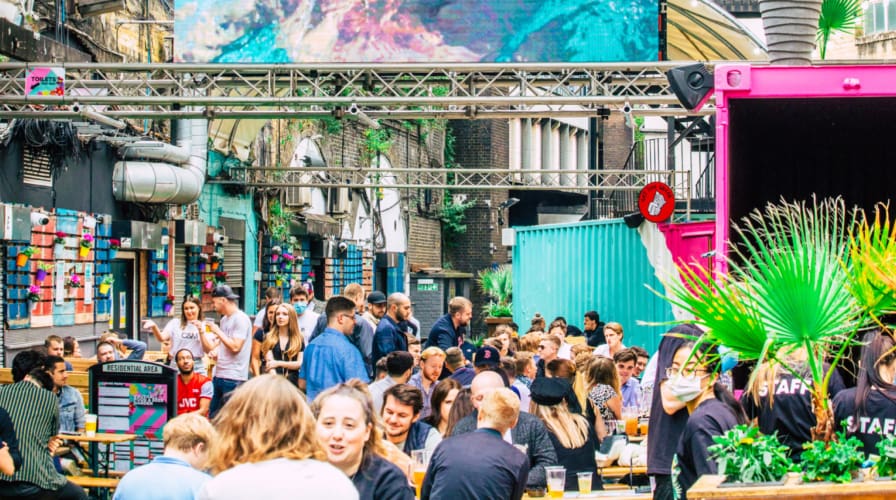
[
  {"xmin": 847, "ymin": 204, "xmax": 896, "ymax": 323},
  {"xmin": 817, "ymin": 0, "xmax": 862, "ymax": 59},
  {"xmin": 477, "ymin": 265, "xmax": 513, "ymax": 306}
]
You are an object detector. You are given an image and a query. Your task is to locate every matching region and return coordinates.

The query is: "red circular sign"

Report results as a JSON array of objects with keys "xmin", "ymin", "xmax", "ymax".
[{"xmin": 638, "ymin": 182, "xmax": 675, "ymax": 222}]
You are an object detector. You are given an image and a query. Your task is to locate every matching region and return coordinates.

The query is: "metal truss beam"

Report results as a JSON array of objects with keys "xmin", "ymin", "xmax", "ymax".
[{"xmin": 0, "ymin": 62, "xmax": 714, "ymax": 119}]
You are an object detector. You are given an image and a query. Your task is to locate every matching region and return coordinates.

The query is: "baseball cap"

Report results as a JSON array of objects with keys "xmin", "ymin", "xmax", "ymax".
[
  {"xmin": 473, "ymin": 346, "xmax": 501, "ymax": 367},
  {"xmin": 530, "ymin": 377, "xmax": 571, "ymax": 407},
  {"xmin": 211, "ymin": 285, "xmax": 240, "ymax": 300},
  {"xmin": 367, "ymin": 291, "xmax": 387, "ymax": 305}
]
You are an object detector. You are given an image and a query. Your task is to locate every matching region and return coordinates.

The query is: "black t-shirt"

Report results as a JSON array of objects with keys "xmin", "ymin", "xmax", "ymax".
[
  {"xmin": 547, "ymin": 422, "xmax": 602, "ymax": 491},
  {"xmin": 833, "ymin": 386, "xmax": 896, "ymax": 456},
  {"xmin": 741, "ymin": 364, "xmax": 845, "ymax": 458},
  {"xmin": 585, "ymin": 323, "xmax": 607, "ymax": 347},
  {"xmin": 354, "ymin": 453, "xmax": 415, "ymax": 500},
  {"xmin": 566, "ymin": 325, "xmax": 584, "ymax": 337},
  {"xmin": 646, "ymin": 331, "xmax": 692, "ymax": 476},
  {"xmin": 271, "ymin": 337, "xmax": 302, "ymax": 386},
  {"xmin": 674, "ymin": 398, "xmax": 741, "ymax": 497}
]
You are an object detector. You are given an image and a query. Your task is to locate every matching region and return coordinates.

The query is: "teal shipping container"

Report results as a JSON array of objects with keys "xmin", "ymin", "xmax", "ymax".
[{"xmin": 512, "ymin": 219, "xmax": 675, "ymax": 355}]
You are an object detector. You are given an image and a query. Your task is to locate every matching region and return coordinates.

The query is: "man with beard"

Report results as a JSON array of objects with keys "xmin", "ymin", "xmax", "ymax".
[
  {"xmin": 362, "ymin": 291, "xmax": 388, "ymax": 329},
  {"xmin": 381, "ymin": 384, "xmax": 441, "ymax": 457},
  {"xmin": 175, "ymin": 349, "xmax": 213, "ymax": 417},
  {"xmin": 425, "ymin": 297, "xmax": 472, "ymax": 352},
  {"xmin": 373, "ymin": 293, "xmax": 412, "ymax": 366}
]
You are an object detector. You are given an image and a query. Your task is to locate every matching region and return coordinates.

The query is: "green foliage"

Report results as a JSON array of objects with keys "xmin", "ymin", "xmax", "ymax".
[
  {"xmin": 817, "ymin": 0, "xmax": 862, "ymax": 59},
  {"xmin": 876, "ymin": 436, "xmax": 896, "ymax": 478},
  {"xmin": 849, "ymin": 205, "xmax": 896, "ymax": 324},
  {"xmin": 478, "ymin": 265, "xmax": 513, "ymax": 317},
  {"xmin": 800, "ymin": 426, "xmax": 865, "ymax": 483},
  {"xmin": 440, "ymin": 196, "xmax": 474, "ymax": 249},
  {"xmin": 361, "ymin": 128, "xmax": 394, "ymax": 166},
  {"xmin": 708, "ymin": 425, "xmax": 795, "ymax": 484},
  {"xmin": 268, "ymin": 199, "xmax": 290, "ymax": 243}
]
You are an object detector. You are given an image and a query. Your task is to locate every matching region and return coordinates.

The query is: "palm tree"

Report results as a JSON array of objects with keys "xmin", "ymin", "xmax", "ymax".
[
  {"xmin": 817, "ymin": 0, "xmax": 862, "ymax": 59},
  {"xmin": 760, "ymin": 0, "xmax": 824, "ymax": 65}
]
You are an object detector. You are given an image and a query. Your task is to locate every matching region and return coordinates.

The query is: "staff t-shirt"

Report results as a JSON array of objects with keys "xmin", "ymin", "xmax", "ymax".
[
  {"xmin": 833, "ymin": 386, "xmax": 896, "ymax": 456},
  {"xmin": 177, "ymin": 374, "xmax": 213, "ymax": 415},
  {"xmin": 673, "ymin": 398, "xmax": 740, "ymax": 498},
  {"xmin": 163, "ymin": 318, "xmax": 207, "ymax": 374},
  {"xmin": 215, "ymin": 310, "xmax": 252, "ymax": 381},
  {"xmin": 741, "ymin": 364, "xmax": 845, "ymax": 457}
]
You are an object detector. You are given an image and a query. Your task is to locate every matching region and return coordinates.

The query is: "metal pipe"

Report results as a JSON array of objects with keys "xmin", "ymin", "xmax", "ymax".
[{"xmin": 13, "ymin": 95, "xmax": 685, "ymax": 106}]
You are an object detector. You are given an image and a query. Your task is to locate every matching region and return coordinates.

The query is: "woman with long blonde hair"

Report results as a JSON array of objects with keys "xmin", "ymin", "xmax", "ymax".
[
  {"xmin": 260, "ymin": 303, "xmax": 304, "ymax": 386},
  {"xmin": 584, "ymin": 356, "xmax": 622, "ymax": 440},
  {"xmin": 312, "ymin": 380, "xmax": 413, "ymax": 499},
  {"xmin": 530, "ymin": 377, "xmax": 601, "ymax": 491},
  {"xmin": 199, "ymin": 375, "xmax": 357, "ymax": 499}
]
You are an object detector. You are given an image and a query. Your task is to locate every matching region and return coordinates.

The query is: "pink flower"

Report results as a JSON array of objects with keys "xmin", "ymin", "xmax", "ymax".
[
  {"xmin": 158, "ymin": 269, "xmax": 170, "ymax": 278},
  {"xmin": 82, "ymin": 233, "xmax": 94, "ymax": 242},
  {"xmin": 29, "ymin": 285, "xmax": 40, "ymax": 294}
]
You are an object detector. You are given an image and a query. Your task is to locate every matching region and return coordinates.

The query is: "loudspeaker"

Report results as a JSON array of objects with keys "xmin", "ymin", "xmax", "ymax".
[
  {"xmin": 666, "ymin": 64, "xmax": 714, "ymax": 112},
  {"xmin": 623, "ymin": 212, "xmax": 645, "ymax": 229}
]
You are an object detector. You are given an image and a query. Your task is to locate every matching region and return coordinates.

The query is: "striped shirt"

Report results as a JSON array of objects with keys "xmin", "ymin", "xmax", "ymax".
[{"xmin": 0, "ymin": 380, "xmax": 67, "ymax": 490}]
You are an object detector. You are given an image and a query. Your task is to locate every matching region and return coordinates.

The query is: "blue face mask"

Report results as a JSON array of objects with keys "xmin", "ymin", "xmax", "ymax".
[{"xmin": 293, "ymin": 302, "xmax": 308, "ymax": 315}]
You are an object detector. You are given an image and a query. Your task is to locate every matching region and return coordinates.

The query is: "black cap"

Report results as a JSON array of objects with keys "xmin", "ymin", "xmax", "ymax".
[
  {"xmin": 367, "ymin": 291, "xmax": 387, "ymax": 305},
  {"xmin": 474, "ymin": 346, "xmax": 501, "ymax": 367},
  {"xmin": 211, "ymin": 285, "xmax": 239, "ymax": 300},
  {"xmin": 530, "ymin": 377, "xmax": 571, "ymax": 407}
]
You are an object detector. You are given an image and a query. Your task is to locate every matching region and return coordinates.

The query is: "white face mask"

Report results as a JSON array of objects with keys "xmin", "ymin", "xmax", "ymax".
[{"xmin": 667, "ymin": 373, "xmax": 706, "ymax": 402}]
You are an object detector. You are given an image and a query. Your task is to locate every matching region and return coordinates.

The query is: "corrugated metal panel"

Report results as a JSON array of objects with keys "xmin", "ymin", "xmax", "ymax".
[
  {"xmin": 173, "ymin": 246, "xmax": 187, "ymax": 304},
  {"xmin": 222, "ymin": 242, "xmax": 244, "ymax": 290},
  {"xmin": 513, "ymin": 219, "xmax": 675, "ymax": 355}
]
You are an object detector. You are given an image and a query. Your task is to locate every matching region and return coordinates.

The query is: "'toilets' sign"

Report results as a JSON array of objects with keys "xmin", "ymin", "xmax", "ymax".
[{"xmin": 25, "ymin": 67, "xmax": 65, "ymax": 96}]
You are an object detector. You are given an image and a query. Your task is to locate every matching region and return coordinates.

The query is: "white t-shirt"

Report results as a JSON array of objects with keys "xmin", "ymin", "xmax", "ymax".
[
  {"xmin": 594, "ymin": 343, "xmax": 626, "ymax": 359},
  {"xmin": 198, "ymin": 458, "xmax": 358, "ymax": 500},
  {"xmin": 162, "ymin": 318, "xmax": 209, "ymax": 375},
  {"xmin": 558, "ymin": 342, "xmax": 573, "ymax": 360},
  {"xmin": 215, "ymin": 310, "xmax": 252, "ymax": 381},
  {"xmin": 297, "ymin": 310, "xmax": 320, "ymax": 346},
  {"xmin": 253, "ymin": 306, "xmax": 266, "ymax": 328}
]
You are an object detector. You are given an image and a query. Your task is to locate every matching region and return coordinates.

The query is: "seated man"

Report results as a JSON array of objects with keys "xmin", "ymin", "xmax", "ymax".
[
  {"xmin": 421, "ymin": 388, "xmax": 529, "ymax": 500},
  {"xmin": 100, "ymin": 332, "xmax": 147, "ymax": 361},
  {"xmin": 450, "ymin": 371, "xmax": 558, "ymax": 491},
  {"xmin": 96, "ymin": 341, "xmax": 117, "ymax": 364},
  {"xmin": 175, "ymin": 349, "xmax": 213, "ymax": 417},
  {"xmin": 45, "ymin": 335, "xmax": 73, "ymax": 371},
  {"xmin": 614, "ymin": 349, "xmax": 642, "ymax": 409},
  {"xmin": 381, "ymin": 384, "xmax": 441, "ymax": 457},
  {"xmin": 114, "ymin": 413, "xmax": 215, "ymax": 499},
  {"xmin": 44, "ymin": 356, "xmax": 85, "ymax": 434}
]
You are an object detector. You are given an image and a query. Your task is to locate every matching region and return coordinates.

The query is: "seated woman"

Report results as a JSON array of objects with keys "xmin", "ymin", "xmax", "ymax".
[
  {"xmin": 200, "ymin": 376, "xmax": 358, "ymax": 499},
  {"xmin": 670, "ymin": 341, "xmax": 747, "ymax": 500},
  {"xmin": 546, "ymin": 359, "xmax": 583, "ymax": 414},
  {"xmin": 313, "ymin": 381, "xmax": 414, "ymax": 500},
  {"xmin": 834, "ymin": 329, "xmax": 896, "ymax": 455},
  {"xmin": 422, "ymin": 379, "xmax": 461, "ymax": 436},
  {"xmin": 530, "ymin": 377, "xmax": 601, "ymax": 492},
  {"xmin": 443, "ymin": 388, "xmax": 473, "ymax": 437},
  {"xmin": 584, "ymin": 357, "xmax": 622, "ymax": 440}
]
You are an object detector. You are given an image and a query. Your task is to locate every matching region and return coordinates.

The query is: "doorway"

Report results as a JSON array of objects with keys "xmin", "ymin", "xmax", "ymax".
[{"xmin": 110, "ymin": 256, "xmax": 135, "ymax": 339}]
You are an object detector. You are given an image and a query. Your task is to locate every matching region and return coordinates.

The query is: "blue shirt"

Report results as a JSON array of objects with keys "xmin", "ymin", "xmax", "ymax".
[
  {"xmin": 57, "ymin": 385, "xmax": 85, "ymax": 433},
  {"xmin": 114, "ymin": 456, "xmax": 210, "ymax": 500},
  {"xmin": 621, "ymin": 376, "xmax": 641, "ymax": 408},
  {"xmin": 373, "ymin": 315, "xmax": 408, "ymax": 367},
  {"xmin": 300, "ymin": 328, "xmax": 370, "ymax": 401},
  {"xmin": 409, "ymin": 372, "xmax": 436, "ymax": 420}
]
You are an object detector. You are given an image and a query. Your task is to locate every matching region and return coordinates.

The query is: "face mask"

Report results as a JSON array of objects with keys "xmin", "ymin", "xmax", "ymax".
[
  {"xmin": 293, "ymin": 302, "xmax": 308, "ymax": 315},
  {"xmin": 666, "ymin": 373, "xmax": 705, "ymax": 402}
]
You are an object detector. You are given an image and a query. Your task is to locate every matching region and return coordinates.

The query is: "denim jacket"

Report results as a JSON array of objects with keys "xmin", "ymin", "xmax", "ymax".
[{"xmin": 58, "ymin": 385, "xmax": 86, "ymax": 433}]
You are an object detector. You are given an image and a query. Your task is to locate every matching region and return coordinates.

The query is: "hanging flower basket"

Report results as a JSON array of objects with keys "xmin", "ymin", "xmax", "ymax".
[
  {"xmin": 109, "ymin": 239, "xmax": 120, "ymax": 259},
  {"xmin": 35, "ymin": 263, "xmax": 52, "ymax": 282},
  {"xmin": 27, "ymin": 284, "xmax": 41, "ymax": 303},
  {"xmin": 163, "ymin": 295, "xmax": 175, "ymax": 314},
  {"xmin": 198, "ymin": 261, "xmax": 206, "ymax": 271},
  {"xmin": 189, "ymin": 284, "xmax": 200, "ymax": 297},
  {"xmin": 79, "ymin": 233, "xmax": 94, "ymax": 258},
  {"xmin": 16, "ymin": 247, "xmax": 36, "ymax": 267},
  {"xmin": 210, "ymin": 261, "xmax": 220, "ymax": 271},
  {"xmin": 67, "ymin": 274, "xmax": 82, "ymax": 288},
  {"xmin": 98, "ymin": 275, "xmax": 113, "ymax": 295},
  {"xmin": 215, "ymin": 271, "xmax": 228, "ymax": 284},
  {"xmin": 204, "ymin": 279, "xmax": 214, "ymax": 290}
]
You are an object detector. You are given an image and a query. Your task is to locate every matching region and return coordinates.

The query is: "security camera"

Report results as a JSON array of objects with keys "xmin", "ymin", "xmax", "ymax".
[
  {"xmin": 338, "ymin": 241, "xmax": 348, "ymax": 253},
  {"xmin": 213, "ymin": 232, "xmax": 226, "ymax": 244},
  {"xmin": 621, "ymin": 102, "xmax": 633, "ymax": 115},
  {"xmin": 30, "ymin": 212, "xmax": 49, "ymax": 227},
  {"xmin": 71, "ymin": 102, "xmax": 81, "ymax": 113}
]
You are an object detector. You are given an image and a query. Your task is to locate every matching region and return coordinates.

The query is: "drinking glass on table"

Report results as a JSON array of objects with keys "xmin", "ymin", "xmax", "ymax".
[
  {"xmin": 577, "ymin": 472, "xmax": 593, "ymax": 495},
  {"xmin": 410, "ymin": 449, "xmax": 428, "ymax": 498},
  {"xmin": 622, "ymin": 406, "xmax": 639, "ymax": 436},
  {"xmin": 545, "ymin": 466, "xmax": 566, "ymax": 498}
]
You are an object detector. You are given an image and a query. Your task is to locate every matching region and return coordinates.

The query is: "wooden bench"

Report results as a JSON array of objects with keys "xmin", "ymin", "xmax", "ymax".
[
  {"xmin": 65, "ymin": 357, "xmax": 97, "ymax": 372},
  {"xmin": 69, "ymin": 476, "xmax": 120, "ymax": 489},
  {"xmin": 0, "ymin": 368, "xmax": 91, "ymax": 406}
]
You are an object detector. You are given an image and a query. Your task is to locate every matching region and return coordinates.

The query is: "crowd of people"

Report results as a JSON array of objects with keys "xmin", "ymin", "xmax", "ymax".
[{"xmin": 0, "ymin": 282, "xmax": 895, "ymax": 500}]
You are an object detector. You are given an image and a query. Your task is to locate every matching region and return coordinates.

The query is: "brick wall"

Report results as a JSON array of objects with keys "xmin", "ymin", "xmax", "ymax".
[
  {"xmin": 603, "ymin": 113, "xmax": 633, "ymax": 170},
  {"xmin": 408, "ymin": 214, "xmax": 441, "ymax": 268}
]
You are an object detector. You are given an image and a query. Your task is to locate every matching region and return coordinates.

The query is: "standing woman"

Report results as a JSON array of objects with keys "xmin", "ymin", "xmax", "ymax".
[
  {"xmin": 250, "ymin": 301, "xmax": 280, "ymax": 377},
  {"xmin": 670, "ymin": 342, "xmax": 747, "ymax": 500},
  {"xmin": 834, "ymin": 329, "xmax": 896, "ymax": 455},
  {"xmin": 423, "ymin": 379, "xmax": 461, "ymax": 436},
  {"xmin": 312, "ymin": 381, "xmax": 414, "ymax": 500},
  {"xmin": 261, "ymin": 304, "xmax": 304, "ymax": 386},
  {"xmin": 143, "ymin": 296, "xmax": 217, "ymax": 375},
  {"xmin": 199, "ymin": 376, "xmax": 357, "ymax": 499},
  {"xmin": 593, "ymin": 322, "xmax": 626, "ymax": 359},
  {"xmin": 584, "ymin": 357, "xmax": 622, "ymax": 440}
]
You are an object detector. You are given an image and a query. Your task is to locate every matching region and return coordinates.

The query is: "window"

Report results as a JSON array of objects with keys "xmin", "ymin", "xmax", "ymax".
[{"xmin": 864, "ymin": 0, "xmax": 896, "ymax": 35}]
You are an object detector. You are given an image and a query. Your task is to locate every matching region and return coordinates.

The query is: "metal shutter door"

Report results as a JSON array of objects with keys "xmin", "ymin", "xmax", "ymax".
[
  {"xmin": 222, "ymin": 242, "xmax": 244, "ymax": 293},
  {"xmin": 173, "ymin": 246, "xmax": 187, "ymax": 306}
]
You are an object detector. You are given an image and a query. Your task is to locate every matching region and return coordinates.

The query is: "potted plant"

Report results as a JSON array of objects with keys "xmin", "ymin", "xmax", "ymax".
[
  {"xmin": 109, "ymin": 238, "xmax": 120, "ymax": 259},
  {"xmin": 215, "ymin": 271, "xmax": 228, "ymax": 284},
  {"xmin": 27, "ymin": 284, "xmax": 41, "ymax": 304},
  {"xmin": 68, "ymin": 274, "xmax": 82, "ymax": 289},
  {"xmin": 98, "ymin": 275, "xmax": 114, "ymax": 295},
  {"xmin": 204, "ymin": 278, "xmax": 214, "ymax": 291},
  {"xmin": 800, "ymin": 426, "xmax": 865, "ymax": 484},
  {"xmin": 163, "ymin": 295, "xmax": 175, "ymax": 314},
  {"xmin": 274, "ymin": 273, "xmax": 286, "ymax": 286},
  {"xmin": 210, "ymin": 253, "xmax": 222, "ymax": 271},
  {"xmin": 271, "ymin": 245, "xmax": 282, "ymax": 262},
  {"xmin": 198, "ymin": 253, "xmax": 209, "ymax": 271},
  {"xmin": 708, "ymin": 425, "xmax": 796, "ymax": 485},
  {"xmin": 189, "ymin": 284, "xmax": 201, "ymax": 297},
  {"xmin": 53, "ymin": 231, "xmax": 66, "ymax": 256},
  {"xmin": 875, "ymin": 436, "xmax": 896, "ymax": 479},
  {"xmin": 477, "ymin": 264, "xmax": 513, "ymax": 336},
  {"xmin": 79, "ymin": 233, "xmax": 94, "ymax": 258},
  {"xmin": 16, "ymin": 246, "xmax": 36, "ymax": 267},
  {"xmin": 157, "ymin": 269, "xmax": 169, "ymax": 291},
  {"xmin": 35, "ymin": 263, "xmax": 52, "ymax": 282}
]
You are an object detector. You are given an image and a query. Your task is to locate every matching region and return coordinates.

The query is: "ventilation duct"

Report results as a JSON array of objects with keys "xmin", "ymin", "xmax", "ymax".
[{"xmin": 112, "ymin": 119, "xmax": 208, "ymax": 204}]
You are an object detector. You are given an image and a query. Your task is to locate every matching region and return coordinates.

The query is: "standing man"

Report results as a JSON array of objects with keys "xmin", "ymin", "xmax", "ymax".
[
  {"xmin": 373, "ymin": 293, "xmax": 412, "ymax": 367},
  {"xmin": 0, "ymin": 351, "xmax": 86, "ymax": 500},
  {"xmin": 175, "ymin": 349, "xmax": 213, "ymax": 417},
  {"xmin": 362, "ymin": 291, "xmax": 388, "ymax": 329},
  {"xmin": 290, "ymin": 287, "xmax": 320, "ymax": 346},
  {"xmin": 409, "ymin": 347, "xmax": 445, "ymax": 419},
  {"xmin": 425, "ymin": 297, "xmax": 472, "ymax": 351},
  {"xmin": 299, "ymin": 296, "xmax": 370, "ymax": 400},
  {"xmin": 381, "ymin": 385, "xmax": 441, "ymax": 456},
  {"xmin": 206, "ymin": 285, "xmax": 252, "ymax": 419},
  {"xmin": 583, "ymin": 311, "xmax": 606, "ymax": 348},
  {"xmin": 369, "ymin": 351, "xmax": 415, "ymax": 413},
  {"xmin": 113, "ymin": 413, "xmax": 215, "ymax": 499},
  {"xmin": 253, "ymin": 286, "xmax": 282, "ymax": 331},
  {"xmin": 421, "ymin": 388, "xmax": 529, "ymax": 500},
  {"xmin": 44, "ymin": 356, "xmax": 84, "ymax": 433},
  {"xmin": 310, "ymin": 283, "xmax": 375, "ymax": 378}
]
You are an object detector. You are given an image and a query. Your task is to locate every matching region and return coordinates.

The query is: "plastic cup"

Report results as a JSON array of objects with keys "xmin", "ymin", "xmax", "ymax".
[
  {"xmin": 85, "ymin": 414, "xmax": 98, "ymax": 437},
  {"xmin": 546, "ymin": 466, "xmax": 565, "ymax": 498},
  {"xmin": 577, "ymin": 472, "xmax": 592, "ymax": 495},
  {"xmin": 411, "ymin": 449, "xmax": 428, "ymax": 498}
]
